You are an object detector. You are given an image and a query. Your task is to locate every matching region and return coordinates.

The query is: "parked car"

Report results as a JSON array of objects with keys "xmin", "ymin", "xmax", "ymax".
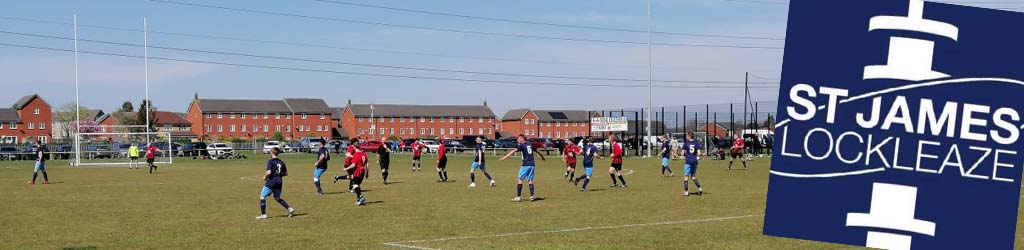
[
  {"xmin": 189, "ymin": 142, "xmax": 209, "ymax": 158},
  {"xmin": 359, "ymin": 140, "xmax": 384, "ymax": 153},
  {"xmin": 153, "ymin": 142, "xmax": 182, "ymax": 157},
  {"xmin": 401, "ymin": 138, "xmax": 419, "ymax": 152},
  {"xmin": 591, "ymin": 137, "xmax": 610, "ymax": 150},
  {"xmin": 442, "ymin": 139, "xmax": 465, "ymax": 153},
  {"xmin": 527, "ymin": 138, "xmax": 553, "ymax": 150},
  {"xmin": 460, "ymin": 135, "xmax": 486, "ymax": 149},
  {"xmin": 420, "ymin": 140, "xmax": 440, "ymax": 153},
  {"xmin": 87, "ymin": 144, "xmax": 113, "ymax": 159},
  {"xmin": 494, "ymin": 138, "xmax": 518, "ymax": 148},
  {"xmin": 0, "ymin": 146, "xmax": 20, "ymax": 160},
  {"xmin": 206, "ymin": 143, "xmax": 235, "ymax": 159},
  {"xmin": 298, "ymin": 137, "xmax": 323, "ymax": 153},
  {"xmin": 263, "ymin": 141, "xmax": 284, "ymax": 154},
  {"xmin": 115, "ymin": 143, "xmax": 133, "ymax": 158},
  {"xmin": 54, "ymin": 145, "xmax": 74, "ymax": 159}
]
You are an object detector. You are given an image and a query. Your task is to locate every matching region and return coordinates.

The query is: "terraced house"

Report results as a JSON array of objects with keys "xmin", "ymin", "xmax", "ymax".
[
  {"xmin": 500, "ymin": 109, "xmax": 600, "ymax": 139},
  {"xmin": 340, "ymin": 101, "xmax": 498, "ymax": 139},
  {"xmin": 0, "ymin": 94, "xmax": 52, "ymax": 144},
  {"xmin": 186, "ymin": 95, "xmax": 332, "ymax": 140}
]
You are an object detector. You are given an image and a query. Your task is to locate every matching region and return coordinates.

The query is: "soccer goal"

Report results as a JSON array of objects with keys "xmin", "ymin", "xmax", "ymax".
[{"xmin": 74, "ymin": 127, "xmax": 174, "ymax": 167}]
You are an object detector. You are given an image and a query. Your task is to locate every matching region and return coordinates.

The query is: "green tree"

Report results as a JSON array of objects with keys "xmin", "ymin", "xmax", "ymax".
[
  {"xmin": 119, "ymin": 101, "xmax": 134, "ymax": 112},
  {"xmin": 136, "ymin": 99, "xmax": 155, "ymax": 132},
  {"xmin": 273, "ymin": 132, "xmax": 285, "ymax": 142},
  {"xmin": 52, "ymin": 102, "xmax": 95, "ymax": 140}
]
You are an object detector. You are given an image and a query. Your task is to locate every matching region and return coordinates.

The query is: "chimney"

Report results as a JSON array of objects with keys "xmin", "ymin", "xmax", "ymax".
[
  {"xmin": 483, "ymin": 100, "xmax": 488, "ymax": 107},
  {"xmin": 347, "ymin": 99, "xmax": 352, "ymax": 107},
  {"xmin": 194, "ymin": 92, "xmax": 199, "ymax": 100}
]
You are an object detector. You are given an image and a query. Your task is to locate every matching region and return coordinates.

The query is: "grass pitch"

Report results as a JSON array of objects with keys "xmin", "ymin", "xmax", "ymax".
[{"xmin": 0, "ymin": 151, "xmax": 962, "ymax": 249}]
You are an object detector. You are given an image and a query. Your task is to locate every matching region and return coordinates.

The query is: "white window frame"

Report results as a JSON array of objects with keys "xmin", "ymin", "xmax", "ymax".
[
  {"xmin": 217, "ymin": 125, "xmax": 223, "ymax": 132},
  {"xmin": 321, "ymin": 114, "xmax": 326, "ymax": 120},
  {"xmin": 230, "ymin": 125, "xmax": 236, "ymax": 132},
  {"xmin": 206, "ymin": 114, "xmax": 212, "ymax": 119},
  {"xmin": 430, "ymin": 128, "xmax": 435, "ymax": 135},
  {"xmin": 400, "ymin": 117, "xmax": 406, "ymax": 122},
  {"xmin": 241, "ymin": 125, "xmax": 247, "ymax": 132},
  {"xmin": 449, "ymin": 128, "xmax": 454, "ymax": 134},
  {"xmin": 263, "ymin": 125, "xmax": 269, "ymax": 132},
  {"xmin": 359, "ymin": 117, "xmax": 364, "ymax": 122},
  {"xmin": 420, "ymin": 117, "xmax": 425, "ymax": 122},
  {"xmin": 39, "ymin": 122, "xmax": 45, "ymax": 130},
  {"xmin": 37, "ymin": 136, "xmax": 47, "ymax": 144},
  {"xmin": 27, "ymin": 122, "xmax": 34, "ymax": 130},
  {"xmin": 230, "ymin": 114, "xmax": 236, "ymax": 119},
  {"xmin": 420, "ymin": 128, "xmax": 426, "ymax": 135},
  {"xmin": 263, "ymin": 113, "xmax": 269, "ymax": 119},
  {"xmin": 217, "ymin": 113, "xmax": 223, "ymax": 119},
  {"xmin": 241, "ymin": 114, "xmax": 246, "ymax": 119},
  {"xmin": 479, "ymin": 117, "xmax": 484, "ymax": 123},
  {"xmin": 459, "ymin": 128, "xmax": 465, "ymax": 134},
  {"xmin": 430, "ymin": 117, "xmax": 435, "ymax": 122},
  {"xmin": 33, "ymin": 108, "xmax": 40, "ymax": 115},
  {"xmin": 380, "ymin": 128, "xmax": 385, "ymax": 135},
  {"xmin": 359, "ymin": 128, "xmax": 365, "ymax": 135}
]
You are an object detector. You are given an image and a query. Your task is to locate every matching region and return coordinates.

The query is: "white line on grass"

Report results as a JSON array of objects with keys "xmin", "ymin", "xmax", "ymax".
[{"xmin": 381, "ymin": 214, "xmax": 763, "ymax": 249}]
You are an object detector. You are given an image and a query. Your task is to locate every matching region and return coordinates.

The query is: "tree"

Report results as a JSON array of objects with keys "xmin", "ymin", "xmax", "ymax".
[
  {"xmin": 136, "ymin": 99, "xmax": 156, "ymax": 132},
  {"xmin": 119, "ymin": 101, "xmax": 134, "ymax": 113},
  {"xmin": 272, "ymin": 132, "xmax": 285, "ymax": 142},
  {"xmin": 53, "ymin": 102, "xmax": 96, "ymax": 141}
]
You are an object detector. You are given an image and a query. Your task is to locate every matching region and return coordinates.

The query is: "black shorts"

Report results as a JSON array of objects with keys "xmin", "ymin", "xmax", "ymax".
[
  {"xmin": 566, "ymin": 162, "xmax": 577, "ymax": 169},
  {"xmin": 611, "ymin": 163, "xmax": 622, "ymax": 171},
  {"xmin": 413, "ymin": 156, "xmax": 421, "ymax": 161},
  {"xmin": 731, "ymin": 151, "xmax": 744, "ymax": 159},
  {"xmin": 437, "ymin": 157, "xmax": 448, "ymax": 169},
  {"xmin": 130, "ymin": 156, "xmax": 139, "ymax": 160},
  {"xmin": 380, "ymin": 160, "xmax": 390, "ymax": 169},
  {"xmin": 146, "ymin": 158, "xmax": 155, "ymax": 164},
  {"xmin": 351, "ymin": 175, "xmax": 364, "ymax": 185}
]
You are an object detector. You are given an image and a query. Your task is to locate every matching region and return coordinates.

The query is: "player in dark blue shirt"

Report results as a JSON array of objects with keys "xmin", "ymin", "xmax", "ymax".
[
  {"xmin": 27, "ymin": 140, "xmax": 49, "ymax": 185},
  {"xmin": 313, "ymin": 138, "xmax": 330, "ymax": 195},
  {"xmin": 573, "ymin": 137, "xmax": 603, "ymax": 192},
  {"xmin": 468, "ymin": 137, "xmax": 495, "ymax": 188},
  {"xmin": 501, "ymin": 134, "xmax": 546, "ymax": 202},
  {"xmin": 681, "ymin": 133, "xmax": 705, "ymax": 197},
  {"xmin": 659, "ymin": 135, "xmax": 675, "ymax": 177},
  {"xmin": 257, "ymin": 147, "xmax": 295, "ymax": 219}
]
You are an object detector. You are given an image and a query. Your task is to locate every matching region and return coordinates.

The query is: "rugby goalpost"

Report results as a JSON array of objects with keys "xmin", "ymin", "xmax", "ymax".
[
  {"xmin": 71, "ymin": 16, "xmax": 170, "ymax": 167},
  {"xmin": 74, "ymin": 127, "xmax": 174, "ymax": 167}
]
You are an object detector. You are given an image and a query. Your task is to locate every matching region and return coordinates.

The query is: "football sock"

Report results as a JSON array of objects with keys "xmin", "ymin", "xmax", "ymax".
[
  {"xmin": 382, "ymin": 172, "xmax": 389, "ymax": 183},
  {"xmin": 728, "ymin": 161, "xmax": 733, "ymax": 168},
  {"xmin": 610, "ymin": 174, "xmax": 618, "ymax": 185},
  {"xmin": 277, "ymin": 199, "xmax": 290, "ymax": 209},
  {"xmin": 516, "ymin": 183, "xmax": 523, "ymax": 197},
  {"xmin": 582, "ymin": 178, "xmax": 591, "ymax": 189},
  {"xmin": 666, "ymin": 167, "xmax": 674, "ymax": 174},
  {"xmin": 42, "ymin": 172, "xmax": 48, "ymax": 182},
  {"xmin": 661, "ymin": 166, "xmax": 666, "ymax": 175},
  {"xmin": 437, "ymin": 171, "xmax": 444, "ymax": 180},
  {"xmin": 529, "ymin": 184, "xmax": 535, "ymax": 196},
  {"xmin": 31, "ymin": 172, "xmax": 37, "ymax": 182},
  {"xmin": 564, "ymin": 171, "xmax": 569, "ymax": 178},
  {"xmin": 259, "ymin": 199, "xmax": 267, "ymax": 215},
  {"xmin": 694, "ymin": 179, "xmax": 702, "ymax": 188},
  {"xmin": 569, "ymin": 172, "xmax": 574, "ymax": 180},
  {"xmin": 743, "ymin": 161, "xmax": 748, "ymax": 168},
  {"xmin": 354, "ymin": 187, "xmax": 362, "ymax": 198},
  {"xmin": 314, "ymin": 181, "xmax": 322, "ymax": 193},
  {"xmin": 470, "ymin": 173, "xmax": 476, "ymax": 183},
  {"xmin": 618, "ymin": 176, "xmax": 627, "ymax": 186},
  {"xmin": 484, "ymin": 172, "xmax": 492, "ymax": 181},
  {"xmin": 684, "ymin": 180, "xmax": 689, "ymax": 191},
  {"xmin": 442, "ymin": 171, "xmax": 448, "ymax": 181}
]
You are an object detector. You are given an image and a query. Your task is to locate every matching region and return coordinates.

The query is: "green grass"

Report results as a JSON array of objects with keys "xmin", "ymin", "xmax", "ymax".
[{"xmin": 0, "ymin": 152, "xmax": 1003, "ymax": 249}]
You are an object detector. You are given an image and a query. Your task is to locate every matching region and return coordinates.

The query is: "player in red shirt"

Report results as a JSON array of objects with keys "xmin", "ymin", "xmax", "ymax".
[
  {"xmin": 344, "ymin": 145, "xmax": 369, "ymax": 206},
  {"xmin": 436, "ymin": 136, "xmax": 449, "ymax": 182},
  {"xmin": 562, "ymin": 140, "xmax": 581, "ymax": 182},
  {"xmin": 334, "ymin": 137, "xmax": 361, "ymax": 191},
  {"xmin": 608, "ymin": 135, "xmax": 627, "ymax": 188},
  {"xmin": 729, "ymin": 134, "xmax": 748, "ymax": 170},
  {"xmin": 145, "ymin": 143, "xmax": 162, "ymax": 174},
  {"xmin": 411, "ymin": 140, "xmax": 424, "ymax": 172}
]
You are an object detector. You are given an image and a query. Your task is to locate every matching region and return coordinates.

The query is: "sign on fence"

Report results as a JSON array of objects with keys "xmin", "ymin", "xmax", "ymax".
[
  {"xmin": 765, "ymin": 0, "xmax": 1024, "ymax": 249},
  {"xmin": 591, "ymin": 117, "xmax": 628, "ymax": 132}
]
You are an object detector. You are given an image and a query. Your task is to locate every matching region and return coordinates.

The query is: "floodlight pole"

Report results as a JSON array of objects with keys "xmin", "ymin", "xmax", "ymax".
[
  {"xmin": 645, "ymin": 0, "xmax": 653, "ymax": 158},
  {"xmin": 73, "ymin": 15, "xmax": 81, "ymax": 166}
]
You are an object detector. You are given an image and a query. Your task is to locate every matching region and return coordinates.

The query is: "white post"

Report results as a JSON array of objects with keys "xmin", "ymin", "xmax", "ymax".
[
  {"xmin": 73, "ymin": 15, "xmax": 81, "ymax": 167},
  {"xmin": 144, "ymin": 18, "xmax": 151, "ymax": 144},
  {"xmin": 645, "ymin": 0, "xmax": 653, "ymax": 158}
]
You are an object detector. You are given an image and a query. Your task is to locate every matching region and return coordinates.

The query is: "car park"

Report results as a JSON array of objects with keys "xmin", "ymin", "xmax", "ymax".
[{"xmin": 206, "ymin": 143, "xmax": 235, "ymax": 159}]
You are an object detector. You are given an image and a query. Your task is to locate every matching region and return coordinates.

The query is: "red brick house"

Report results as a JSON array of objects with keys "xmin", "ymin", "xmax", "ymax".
[
  {"xmin": 500, "ymin": 109, "xmax": 600, "ymax": 139},
  {"xmin": 95, "ymin": 111, "xmax": 195, "ymax": 139},
  {"xmin": 340, "ymin": 101, "xmax": 497, "ymax": 140},
  {"xmin": 0, "ymin": 94, "xmax": 53, "ymax": 144},
  {"xmin": 186, "ymin": 95, "xmax": 332, "ymax": 141}
]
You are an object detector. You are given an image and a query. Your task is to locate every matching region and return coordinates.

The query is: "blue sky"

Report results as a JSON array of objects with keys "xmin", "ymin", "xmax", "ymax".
[{"xmin": 0, "ymin": 0, "xmax": 1013, "ymax": 115}]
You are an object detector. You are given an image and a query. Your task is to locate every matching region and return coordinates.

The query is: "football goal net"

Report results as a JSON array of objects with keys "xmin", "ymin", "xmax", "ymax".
[{"xmin": 74, "ymin": 126, "xmax": 173, "ymax": 166}]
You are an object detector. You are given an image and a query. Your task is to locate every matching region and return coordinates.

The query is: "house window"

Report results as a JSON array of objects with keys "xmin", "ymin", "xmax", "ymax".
[
  {"xmin": 10, "ymin": 122, "xmax": 17, "ymax": 129},
  {"xmin": 205, "ymin": 125, "xmax": 212, "ymax": 132},
  {"xmin": 321, "ymin": 114, "xmax": 326, "ymax": 120},
  {"xmin": 420, "ymin": 117, "xmax": 425, "ymax": 122},
  {"xmin": 380, "ymin": 128, "xmax": 385, "ymax": 134},
  {"xmin": 448, "ymin": 117, "xmax": 454, "ymax": 122},
  {"xmin": 285, "ymin": 114, "xmax": 291, "ymax": 119},
  {"xmin": 359, "ymin": 128, "xmax": 365, "ymax": 135},
  {"xmin": 430, "ymin": 128, "xmax": 434, "ymax": 135},
  {"xmin": 459, "ymin": 128, "xmax": 465, "ymax": 134},
  {"xmin": 217, "ymin": 125, "xmax": 223, "ymax": 132},
  {"xmin": 389, "ymin": 128, "xmax": 394, "ymax": 134},
  {"xmin": 479, "ymin": 117, "xmax": 484, "ymax": 123},
  {"xmin": 487, "ymin": 128, "xmax": 492, "ymax": 135},
  {"xmin": 27, "ymin": 122, "xmax": 34, "ymax": 130},
  {"xmin": 429, "ymin": 117, "xmax": 434, "ymax": 122},
  {"xmin": 230, "ymin": 114, "xmax": 236, "ymax": 119},
  {"xmin": 230, "ymin": 125, "xmax": 236, "ymax": 132},
  {"xmin": 33, "ymin": 108, "xmax": 40, "ymax": 115},
  {"xmin": 440, "ymin": 128, "xmax": 445, "ymax": 135},
  {"xmin": 263, "ymin": 113, "xmax": 269, "ymax": 119},
  {"xmin": 449, "ymin": 128, "xmax": 454, "ymax": 134},
  {"xmin": 400, "ymin": 128, "xmax": 405, "ymax": 135},
  {"xmin": 460, "ymin": 117, "xmax": 464, "ymax": 122},
  {"xmin": 206, "ymin": 114, "xmax": 212, "ymax": 119},
  {"xmin": 479, "ymin": 128, "xmax": 484, "ymax": 134},
  {"xmin": 217, "ymin": 113, "xmax": 223, "ymax": 119},
  {"xmin": 276, "ymin": 114, "xmax": 281, "ymax": 120},
  {"xmin": 369, "ymin": 128, "xmax": 374, "ymax": 135},
  {"xmin": 263, "ymin": 125, "xmax": 269, "ymax": 132},
  {"xmin": 420, "ymin": 128, "xmax": 426, "ymax": 135},
  {"xmin": 241, "ymin": 114, "xmax": 246, "ymax": 119},
  {"xmin": 359, "ymin": 117, "xmax": 364, "ymax": 122},
  {"xmin": 37, "ymin": 136, "xmax": 47, "ymax": 144},
  {"xmin": 252, "ymin": 125, "xmax": 258, "ymax": 132},
  {"xmin": 556, "ymin": 132, "xmax": 561, "ymax": 138},
  {"xmin": 241, "ymin": 125, "xmax": 247, "ymax": 132},
  {"xmin": 400, "ymin": 117, "xmax": 406, "ymax": 122},
  {"xmin": 380, "ymin": 117, "xmax": 386, "ymax": 122},
  {"xmin": 275, "ymin": 125, "xmax": 282, "ymax": 132},
  {"xmin": 409, "ymin": 128, "xmax": 415, "ymax": 135},
  {"xmin": 39, "ymin": 122, "xmax": 44, "ymax": 130},
  {"xmin": 0, "ymin": 123, "xmax": 4, "ymax": 129},
  {"xmin": 301, "ymin": 113, "xmax": 307, "ymax": 120}
]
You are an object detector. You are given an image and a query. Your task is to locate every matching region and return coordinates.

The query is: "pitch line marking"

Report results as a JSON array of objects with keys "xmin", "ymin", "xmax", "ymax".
[{"xmin": 381, "ymin": 214, "xmax": 763, "ymax": 249}]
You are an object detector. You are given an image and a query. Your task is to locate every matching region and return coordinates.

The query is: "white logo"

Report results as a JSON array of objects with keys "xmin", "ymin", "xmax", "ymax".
[
  {"xmin": 846, "ymin": 183, "xmax": 936, "ymax": 250},
  {"xmin": 863, "ymin": 0, "xmax": 958, "ymax": 82}
]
